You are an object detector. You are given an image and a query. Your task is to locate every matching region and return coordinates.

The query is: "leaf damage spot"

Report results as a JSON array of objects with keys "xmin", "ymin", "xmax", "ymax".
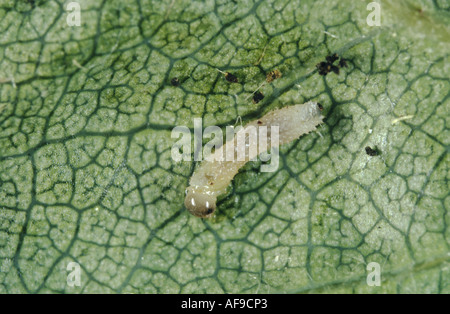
[{"xmin": 266, "ymin": 69, "xmax": 282, "ymax": 83}]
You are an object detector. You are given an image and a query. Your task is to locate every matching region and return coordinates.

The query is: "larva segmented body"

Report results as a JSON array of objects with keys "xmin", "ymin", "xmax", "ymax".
[{"xmin": 185, "ymin": 101, "xmax": 324, "ymax": 218}]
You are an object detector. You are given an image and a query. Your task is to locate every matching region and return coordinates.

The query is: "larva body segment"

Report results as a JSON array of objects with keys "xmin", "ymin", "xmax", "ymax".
[{"xmin": 185, "ymin": 101, "xmax": 324, "ymax": 218}]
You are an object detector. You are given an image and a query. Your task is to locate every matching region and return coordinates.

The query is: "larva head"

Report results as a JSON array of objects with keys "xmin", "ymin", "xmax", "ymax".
[
  {"xmin": 184, "ymin": 188, "xmax": 217, "ymax": 218},
  {"xmin": 294, "ymin": 101, "xmax": 324, "ymax": 122},
  {"xmin": 309, "ymin": 101, "xmax": 324, "ymax": 117}
]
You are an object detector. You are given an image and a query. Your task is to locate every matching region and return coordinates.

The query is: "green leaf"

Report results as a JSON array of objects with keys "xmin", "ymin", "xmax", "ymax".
[{"xmin": 0, "ymin": 0, "xmax": 449, "ymax": 294}]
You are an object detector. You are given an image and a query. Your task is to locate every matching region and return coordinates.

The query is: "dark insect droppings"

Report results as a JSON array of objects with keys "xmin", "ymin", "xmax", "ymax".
[
  {"xmin": 365, "ymin": 146, "xmax": 378, "ymax": 156},
  {"xmin": 339, "ymin": 58, "xmax": 348, "ymax": 68},
  {"xmin": 316, "ymin": 53, "xmax": 349, "ymax": 76},
  {"xmin": 317, "ymin": 62, "xmax": 330, "ymax": 76},
  {"xmin": 225, "ymin": 72, "xmax": 239, "ymax": 83},
  {"xmin": 170, "ymin": 77, "xmax": 180, "ymax": 86},
  {"xmin": 326, "ymin": 53, "xmax": 339, "ymax": 64},
  {"xmin": 252, "ymin": 91, "xmax": 264, "ymax": 104},
  {"xmin": 331, "ymin": 65, "xmax": 340, "ymax": 75}
]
